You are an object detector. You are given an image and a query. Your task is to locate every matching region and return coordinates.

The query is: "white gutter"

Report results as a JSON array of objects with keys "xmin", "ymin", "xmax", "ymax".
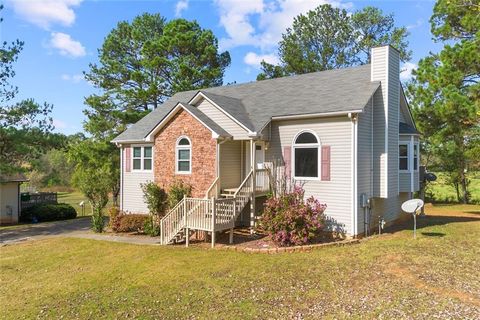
[{"xmin": 271, "ymin": 110, "xmax": 363, "ymax": 121}]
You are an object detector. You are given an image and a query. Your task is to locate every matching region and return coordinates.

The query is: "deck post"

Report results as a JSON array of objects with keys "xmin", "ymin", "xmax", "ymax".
[
  {"xmin": 160, "ymin": 220, "xmax": 164, "ymax": 245},
  {"xmin": 183, "ymin": 195, "xmax": 187, "ymax": 246},
  {"xmin": 185, "ymin": 227, "xmax": 189, "ymax": 247},
  {"xmin": 250, "ymin": 140, "xmax": 256, "ymax": 234},
  {"xmin": 229, "ymin": 228, "xmax": 234, "ymax": 244},
  {"xmin": 211, "ymin": 197, "xmax": 216, "ymax": 248}
]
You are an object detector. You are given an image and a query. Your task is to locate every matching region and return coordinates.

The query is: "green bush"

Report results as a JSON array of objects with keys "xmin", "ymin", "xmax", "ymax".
[
  {"xmin": 111, "ymin": 214, "xmax": 148, "ymax": 233},
  {"xmin": 20, "ymin": 203, "xmax": 77, "ymax": 222},
  {"xmin": 141, "ymin": 182, "xmax": 168, "ymax": 217},
  {"xmin": 143, "ymin": 216, "xmax": 160, "ymax": 236},
  {"xmin": 108, "ymin": 206, "xmax": 120, "ymax": 228},
  {"xmin": 91, "ymin": 211, "xmax": 105, "ymax": 233},
  {"xmin": 168, "ymin": 179, "xmax": 192, "ymax": 208}
]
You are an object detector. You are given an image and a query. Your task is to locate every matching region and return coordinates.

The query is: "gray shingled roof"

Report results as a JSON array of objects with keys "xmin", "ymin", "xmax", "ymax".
[{"xmin": 113, "ymin": 64, "xmax": 380, "ymax": 142}]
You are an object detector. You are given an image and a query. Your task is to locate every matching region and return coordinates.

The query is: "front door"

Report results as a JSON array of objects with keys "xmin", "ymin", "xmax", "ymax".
[{"xmin": 255, "ymin": 142, "xmax": 265, "ymax": 169}]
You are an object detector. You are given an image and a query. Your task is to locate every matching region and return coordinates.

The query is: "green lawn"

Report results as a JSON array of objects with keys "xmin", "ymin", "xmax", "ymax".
[
  {"xmin": 57, "ymin": 191, "xmax": 113, "ymax": 216},
  {"xmin": 427, "ymin": 172, "xmax": 480, "ymax": 203},
  {"xmin": 1, "ymin": 204, "xmax": 479, "ymax": 319}
]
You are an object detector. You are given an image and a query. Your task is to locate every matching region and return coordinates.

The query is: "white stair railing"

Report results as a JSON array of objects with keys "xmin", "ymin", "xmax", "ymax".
[
  {"xmin": 160, "ymin": 199, "xmax": 186, "ymax": 245},
  {"xmin": 205, "ymin": 177, "xmax": 220, "ymax": 199},
  {"xmin": 185, "ymin": 198, "xmax": 213, "ymax": 231},
  {"xmin": 233, "ymin": 170, "xmax": 254, "ymax": 216}
]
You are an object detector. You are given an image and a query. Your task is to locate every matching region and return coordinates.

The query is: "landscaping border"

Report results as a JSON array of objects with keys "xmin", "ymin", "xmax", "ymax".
[{"xmin": 215, "ymin": 238, "xmax": 360, "ymax": 254}]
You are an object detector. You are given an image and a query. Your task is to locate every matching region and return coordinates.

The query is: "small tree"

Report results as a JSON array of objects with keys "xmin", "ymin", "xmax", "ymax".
[
  {"xmin": 68, "ymin": 139, "xmax": 116, "ymax": 232},
  {"xmin": 141, "ymin": 182, "xmax": 168, "ymax": 217},
  {"xmin": 74, "ymin": 167, "xmax": 111, "ymax": 232},
  {"xmin": 141, "ymin": 182, "xmax": 168, "ymax": 237},
  {"xmin": 168, "ymin": 179, "xmax": 192, "ymax": 208}
]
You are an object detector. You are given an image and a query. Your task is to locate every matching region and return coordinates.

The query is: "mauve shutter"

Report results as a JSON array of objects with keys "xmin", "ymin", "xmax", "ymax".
[
  {"xmin": 283, "ymin": 146, "xmax": 291, "ymax": 179},
  {"xmin": 321, "ymin": 146, "xmax": 330, "ymax": 181},
  {"xmin": 125, "ymin": 147, "xmax": 131, "ymax": 172}
]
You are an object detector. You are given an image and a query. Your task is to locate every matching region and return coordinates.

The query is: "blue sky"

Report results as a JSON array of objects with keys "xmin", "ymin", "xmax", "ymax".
[{"xmin": 2, "ymin": 0, "xmax": 441, "ymax": 135}]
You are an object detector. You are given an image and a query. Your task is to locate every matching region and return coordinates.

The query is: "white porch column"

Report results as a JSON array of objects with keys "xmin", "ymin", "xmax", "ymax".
[{"xmin": 250, "ymin": 139, "xmax": 256, "ymax": 233}]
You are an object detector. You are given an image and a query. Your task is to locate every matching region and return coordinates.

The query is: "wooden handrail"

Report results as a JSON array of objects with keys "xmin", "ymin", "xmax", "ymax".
[
  {"xmin": 205, "ymin": 176, "xmax": 220, "ymax": 199},
  {"xmin": 234, "ymin": 169, "xmax": 253, "ymax": 197}
]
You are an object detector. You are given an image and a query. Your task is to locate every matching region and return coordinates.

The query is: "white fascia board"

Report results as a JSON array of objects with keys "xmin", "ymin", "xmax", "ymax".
[
  {"xmin": 144, "ymin": 103, "xmax": 224, "ymax": 142},
  {"xmin": 271, "ymin": 110, "xmax": 363, "ymax": 121},
  {"xmin": 188, "ymin": 91, "xmax": 254, "ymax": 134}
]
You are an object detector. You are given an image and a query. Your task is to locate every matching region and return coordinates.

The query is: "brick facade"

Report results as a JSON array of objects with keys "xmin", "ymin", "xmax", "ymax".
[{"xmin": 154, "ymin": 109, "xmax": 217, "ymax": 198}]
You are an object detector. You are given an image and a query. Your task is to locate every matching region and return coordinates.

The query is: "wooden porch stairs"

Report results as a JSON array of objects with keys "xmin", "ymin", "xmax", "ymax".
[{"xmin": 159, "ymin": 169, "xmax": 267, "ymax": 247}]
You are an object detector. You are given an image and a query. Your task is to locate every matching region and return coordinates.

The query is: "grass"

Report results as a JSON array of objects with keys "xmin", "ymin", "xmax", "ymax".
[
  {"xmin": 57, "ymin": 191, "xmax": 113, "ymax": 216},
  {"xmin": 1, "ymin": 204, "xmax": 479, "ymax": 319},
  {"xmin": 427, "ymin": 172, "xmax": 480, "ymax": 203}
]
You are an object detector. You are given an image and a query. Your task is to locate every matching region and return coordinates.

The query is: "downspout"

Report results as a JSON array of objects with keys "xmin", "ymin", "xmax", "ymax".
[
  {"xmin": 349, "ymin": 113, "xmax": 358, "ymax": 237},
  {"xmin": 410, "ymin": 135, "xmax": 414, "ymax": 197},
  {"xmin": 119, "ymin": 145, "xmax": 123, "ymax": 211}
]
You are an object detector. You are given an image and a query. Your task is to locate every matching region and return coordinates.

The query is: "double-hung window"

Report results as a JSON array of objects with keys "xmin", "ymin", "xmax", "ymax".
[
  {"xmin": 293, "ymin": 131, "xmax": 320, "ymax": 179},
  {"xmin": 176, "ymin": 137, "xmax": 191, "ymax": 174},
  {"xmin": 132, "ymin": 146, "xmax": 152, "ymax": 171},
  {"xmin": 399, "ymin": 144, "xmax": 409, "ymax": 171},
  {"xmin": 413, "ymin": 143, "xmax": 419, "ymax": 171}
]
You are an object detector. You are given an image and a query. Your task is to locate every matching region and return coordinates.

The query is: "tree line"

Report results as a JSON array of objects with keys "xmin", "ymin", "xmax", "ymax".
[{"xmin": 1, "ymin": 1, "xmax": 478, "ymax": 226}]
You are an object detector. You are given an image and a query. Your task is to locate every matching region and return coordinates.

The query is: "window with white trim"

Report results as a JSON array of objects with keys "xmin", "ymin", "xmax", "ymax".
[
  {"xmin": 132, "ymin": 146, "xmax": 152, "ymax": 171},
  {"xmin": 399, "ymin": 144, "xmax": 409, "ymax": 171},
  {"xmin": 176, "ymin": 137, "xmax": 191, "ymax": 174},
  {"xmin": 293, "ymin": 131, "xmax": 319, "ymax": 179},
  {"xmin": 413, "ymin": 143, "xmax": 419, "ymax": 171}
]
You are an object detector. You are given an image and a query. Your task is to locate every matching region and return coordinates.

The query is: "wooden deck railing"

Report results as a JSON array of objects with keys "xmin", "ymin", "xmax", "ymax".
[
  {"xmin": 160, "ymin": 200, "xmax": 186, "ymax": 245},
  {"xmin": 20, "ymin": 192, "xmax": 57, "ymax": 210},
  {"xmin": 205, "ymin": 177, "xmax": 220, "ymax": 199},
  {"xmin": 159, "ymin": 169, "xmax": 268, "ymax": 246}
]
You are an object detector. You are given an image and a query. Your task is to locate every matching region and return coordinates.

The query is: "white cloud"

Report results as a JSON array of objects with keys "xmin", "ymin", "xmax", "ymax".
[
  {"xmin": 407, "ymin": 19, "xmax": 423, "ymax": 30},
  {"xmin": 52, "ymin": 119, "xmax": 67, "ymax": 129},
  {"xmin": 400, "ymin": 62, "xmax": 418, "ymax": 82},
  {"xmin": 244, "ymin": 52, "xmax": 280, "ymax": 68},
  {"xmin": 61, "ymin": 73, "xmax": 84, "ymax": 83},
  {"xmin": 49, "ymin": 32, "xmax": 86, "ymax": 58},
  {"xmin": 7, "ymin": 0, "xmax": 83, "ymax": 29},
  {"xmin": 215, "ymin": 0, "xmax": 352, "ymax": 50},
  {"xmin": 175, "ymin": 0, "xmax": 189, "ymax": 17}
]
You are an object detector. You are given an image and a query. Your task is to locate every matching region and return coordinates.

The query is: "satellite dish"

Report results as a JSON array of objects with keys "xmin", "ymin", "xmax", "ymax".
[
  {"xmin": 425, "ymin": 173, "xmax": 437, "ymax": 182},
  {"xmin": 79, "ymin": 201, "xmax": 85, "ymax": 207},
  {"xmin": 401, "ymin": 199, "xmax": 425, "ymax": 239},
  {"xmin": 401, "ymin": 199, "xmax": 424, "ymax": 214}
]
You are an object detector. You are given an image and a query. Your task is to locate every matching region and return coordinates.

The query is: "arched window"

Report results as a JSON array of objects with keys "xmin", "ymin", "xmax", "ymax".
[
  {"xmin": 176, "ymin": 136, "xmax": 191, "ymax": 174},
  {"xmin": 293, "ymin": 131, "xmax": 319, "ymax": 179}
]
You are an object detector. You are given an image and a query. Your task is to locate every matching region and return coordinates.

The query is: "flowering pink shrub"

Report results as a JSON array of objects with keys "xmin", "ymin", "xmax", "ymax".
[{"xmin": 260, "ymin": 185, "xmax": 327, "ymax": 246}]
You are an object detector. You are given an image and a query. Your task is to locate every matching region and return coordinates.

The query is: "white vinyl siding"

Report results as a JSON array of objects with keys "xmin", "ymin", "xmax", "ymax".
[
  {"xmin": 266, "ymin": 116, "xmax": 353, "ymax": 235},
  {"xmin": 388, "ymin": 49, "xmax": 400, "ymax": 198},
  {"xmin": 196, "ymin": 98, "xmax": 250, "ymax": 139},
  {"xmin": 219, "ymin": 140, "xmax": 242, "ymax": 190},
  {"xmin": 121, "ymin": 145, "xmax": 153, "ymax": 214},
  {"xmin": 356, "ymin": 96, "xmax": 374, "ymax": 234}
]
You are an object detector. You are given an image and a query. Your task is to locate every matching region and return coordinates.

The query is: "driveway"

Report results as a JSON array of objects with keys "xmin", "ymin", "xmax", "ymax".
[
  {"xmin": 0, "ymin": 217, "xmax": 91, "ymax": 244},
  {"xmin": 0, "ymin": 217, "xmax": 162, "ymax": 246}
]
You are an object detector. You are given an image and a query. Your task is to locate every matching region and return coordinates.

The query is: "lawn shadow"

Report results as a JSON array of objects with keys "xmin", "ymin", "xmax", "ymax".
[
  {"xmin": 465, "ymin": 211, "xmax": 480, "ymax": 215},
  {"xmin": 421, "ymin": 232, "xmax": 446, "ymax": 237}
]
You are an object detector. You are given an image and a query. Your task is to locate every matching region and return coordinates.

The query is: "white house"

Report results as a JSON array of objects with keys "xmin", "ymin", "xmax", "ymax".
[{"xmin": 112, "ymin": 45, "xmax": 420, "ymax": 245}]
